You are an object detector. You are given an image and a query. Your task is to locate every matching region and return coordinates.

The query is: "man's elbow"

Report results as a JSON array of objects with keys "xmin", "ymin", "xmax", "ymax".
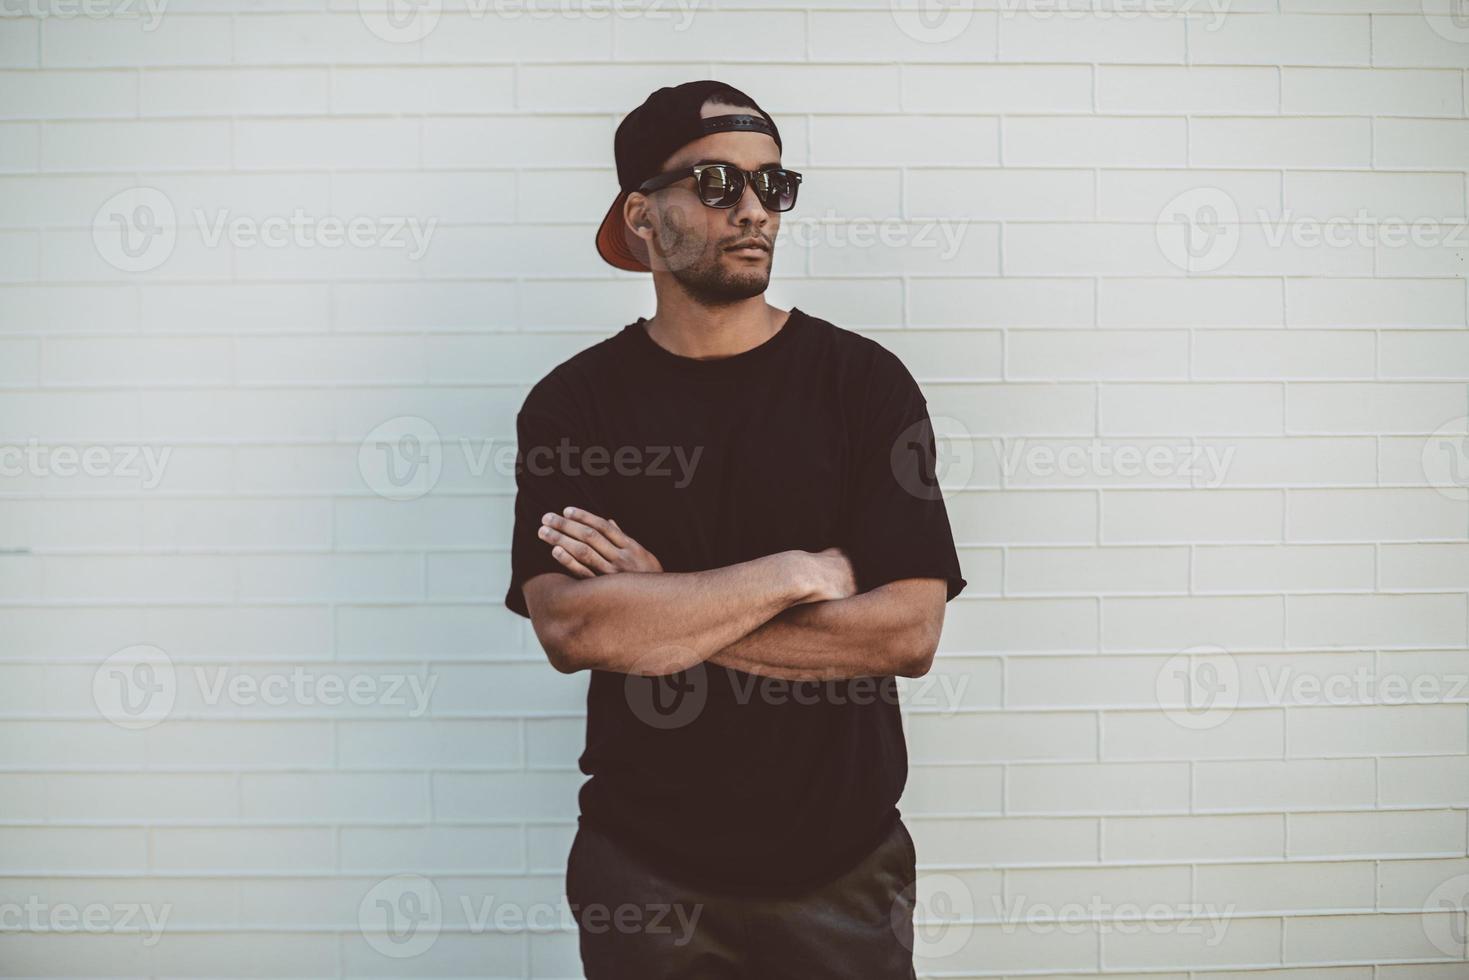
[
  {"xmin": 543, "ymin": 627, "xmax": 587, "ymax": 674},
  {"xmin": 530, "ymin": 612, "xmax": 584, "ymax": 673},
  {"xmin": 524, "ymin": 575, "xmax": 593, "ymax": 673},
  {"xmin": 894, "ymin": 644, "xmax": 937, "ymax": 679},
  {"xmin": 892, "ymin": 617, "xmax": 942, "ymax": 678}
]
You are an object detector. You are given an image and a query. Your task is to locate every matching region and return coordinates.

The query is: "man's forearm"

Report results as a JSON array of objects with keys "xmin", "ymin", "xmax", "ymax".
[
  {"xmin": 707, "ymin": 579, "xmax": 945, "ymax": 681},
  {"xmin": 527, "ymin": 551, "xmax": 824, "ymax": 675}
]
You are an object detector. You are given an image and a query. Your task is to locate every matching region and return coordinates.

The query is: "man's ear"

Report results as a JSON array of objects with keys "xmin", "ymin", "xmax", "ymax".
[{"xmin": 625, "ymin": 193, "xmax": 654, "ymax": 238}]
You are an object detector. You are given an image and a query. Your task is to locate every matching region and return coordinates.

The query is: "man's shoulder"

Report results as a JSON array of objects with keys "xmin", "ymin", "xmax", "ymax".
[
  {"xmin": 519, "ymin": 328, "xmax": 628, "ymax": 418},
  {"xmin": 796, "ymin": 308, "xmax": 914, "ymax": 385}
]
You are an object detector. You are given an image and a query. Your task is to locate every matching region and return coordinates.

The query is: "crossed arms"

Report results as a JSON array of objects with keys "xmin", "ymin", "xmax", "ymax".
[{"xmin": 521, "ymin": 506, "xmax": 946, "ymax": 681}]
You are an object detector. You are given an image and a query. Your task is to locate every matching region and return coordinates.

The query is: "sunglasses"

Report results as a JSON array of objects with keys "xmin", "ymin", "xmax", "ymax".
[{"xmin": 637, "ymin": 162, "xmax": 803, "ymax": 212}]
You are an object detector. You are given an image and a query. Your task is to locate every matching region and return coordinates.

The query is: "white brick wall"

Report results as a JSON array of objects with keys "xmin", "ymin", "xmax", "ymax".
[{"xmin": 0, "ymin": 2, "xmax": 1467, "ymax": 977}]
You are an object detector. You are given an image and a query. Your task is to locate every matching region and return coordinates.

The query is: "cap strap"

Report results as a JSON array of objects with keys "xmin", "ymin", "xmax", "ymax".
[{"xmin": 698, "ymin": 113, "xmax": 777, "ymax": 140}]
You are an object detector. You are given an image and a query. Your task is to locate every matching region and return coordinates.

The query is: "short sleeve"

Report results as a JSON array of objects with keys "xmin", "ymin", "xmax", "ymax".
[
  {"xmin": 504, "ymin": 384, "xmax": 603, "ymax": 619},
  {"xmin": 844, "ymin": 349, "xmax": 967, "ymax": 602}
]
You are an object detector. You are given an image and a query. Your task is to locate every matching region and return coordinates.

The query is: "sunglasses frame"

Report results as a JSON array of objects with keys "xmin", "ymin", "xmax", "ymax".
[{"xmin": 637, "ymin": 162, "xmax": 803, "ymax": 212}]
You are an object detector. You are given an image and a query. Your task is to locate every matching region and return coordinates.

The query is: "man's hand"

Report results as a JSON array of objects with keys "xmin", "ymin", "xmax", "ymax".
[
  {"xmin": 804, "ymin": 546, "xmax": 858, "ymax": 603},
  {"xmin": 539, "ymin": 506, "xmax": 663, "ymax": 577}
]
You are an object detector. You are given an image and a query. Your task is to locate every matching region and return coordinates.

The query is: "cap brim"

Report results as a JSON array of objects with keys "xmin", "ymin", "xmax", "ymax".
[{"xmin": 595, "ymin": 190, "xmax": 651, "ymax": 272}]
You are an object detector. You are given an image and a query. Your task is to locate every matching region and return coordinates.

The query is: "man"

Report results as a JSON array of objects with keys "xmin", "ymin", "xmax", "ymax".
[{"xmin": 504, "ymin": 80, "xmax": 966, "ymax": 979}]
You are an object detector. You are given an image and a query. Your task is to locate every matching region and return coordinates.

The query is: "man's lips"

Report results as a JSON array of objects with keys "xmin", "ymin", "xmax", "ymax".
[{"xmin": 725, "ymin": 240, "xmax": 770, "ymax": 255}]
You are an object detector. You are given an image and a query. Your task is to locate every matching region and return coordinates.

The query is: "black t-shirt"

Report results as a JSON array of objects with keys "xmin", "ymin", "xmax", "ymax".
[{"xmin": 504, "ymin": 306, "xmax": 966, "ymax": 896}]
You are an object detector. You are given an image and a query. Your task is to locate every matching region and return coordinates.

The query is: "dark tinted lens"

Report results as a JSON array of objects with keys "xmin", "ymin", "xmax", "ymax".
[
  {"xmin": 697, "ymin": 165, "xmax": 743, "ymax": 207},
  {"xmin": 755, "ymin": 170, "xmax": 798, "ymax": 211}
]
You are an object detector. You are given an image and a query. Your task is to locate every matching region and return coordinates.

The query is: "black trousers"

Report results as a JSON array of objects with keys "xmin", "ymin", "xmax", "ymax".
[{"xmin": 565, "ymin": 818, "xmax": 919, "ymax": 980}]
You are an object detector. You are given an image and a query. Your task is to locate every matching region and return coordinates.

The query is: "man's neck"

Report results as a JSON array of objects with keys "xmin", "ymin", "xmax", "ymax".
[{"xmin": 643, "ymin": 297, "xmax": 791, "ymax": 361}]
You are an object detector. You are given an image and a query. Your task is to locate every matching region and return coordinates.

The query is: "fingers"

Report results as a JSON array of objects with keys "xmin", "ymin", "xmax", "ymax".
[
  {"xmin": 538, "ymin": 512, "xmax": 616, "ymax": 572},
  {"xmin": 562, "ymin": 506, "xmax": 632, "ymax": 549},
  {"xmin": 539, "ymin": 522, "xmax": 617, "ymax": 575},
  {"xmin": 548, "ymin": 542, "xmax": 595, "ymax": 578}
]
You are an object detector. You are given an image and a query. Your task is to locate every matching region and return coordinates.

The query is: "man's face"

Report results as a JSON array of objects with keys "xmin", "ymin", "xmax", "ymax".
[{"xmin": 633, "ymin": 105, "xmax": 783, "ymax": 303}]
